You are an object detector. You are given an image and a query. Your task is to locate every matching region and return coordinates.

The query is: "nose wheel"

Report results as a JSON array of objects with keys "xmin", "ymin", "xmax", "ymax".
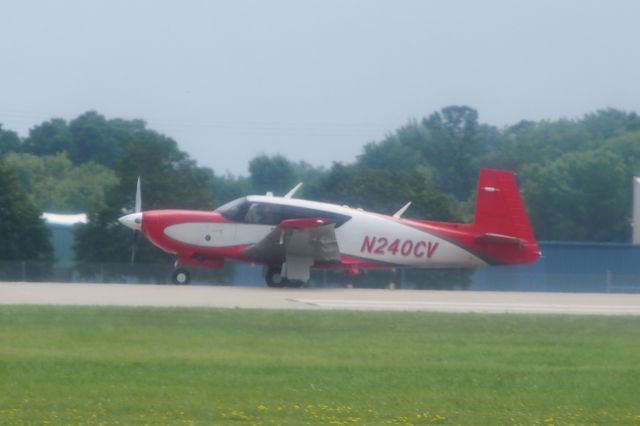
[{"xmin": 171, "ymin": 267, "xmax": 191, "ymax": 285}]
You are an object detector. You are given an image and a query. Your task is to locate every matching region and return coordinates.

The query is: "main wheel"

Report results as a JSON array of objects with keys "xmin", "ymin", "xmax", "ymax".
[
  {"xmin": 172, "ymin": 268, "xmax": 191, "ymax": 285},
  {"xmin": 265, "ymin": 267, "xmax": 285, "ymax": 288},
  {"xmin": 285, "ymin": 280, "xmax": 304, "ymax": 288}
]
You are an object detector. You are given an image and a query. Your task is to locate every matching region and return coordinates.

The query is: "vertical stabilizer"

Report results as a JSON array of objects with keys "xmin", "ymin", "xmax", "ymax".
[
  {"xmin": 473, "ymin": 169, "xmax": 536, "ymax": 243},
  {"xmin": 470, "ymin": 169, "xmax": 539, "ymax": 264}
]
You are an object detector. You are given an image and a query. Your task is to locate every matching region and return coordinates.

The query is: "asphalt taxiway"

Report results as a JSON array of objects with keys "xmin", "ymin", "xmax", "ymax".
[{"xmin": 2, "ymin": 282, "xmax": 640, "ymax": 315}]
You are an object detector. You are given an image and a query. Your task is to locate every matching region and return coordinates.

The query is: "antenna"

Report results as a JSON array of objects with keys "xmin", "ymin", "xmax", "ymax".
[
  {"xmin": 284, "ymin": 182, "xmax": 303, "ymax": 199},
  {"xmin": 393, "ymin": 201, "xmax": 412, "ymax": 218}
]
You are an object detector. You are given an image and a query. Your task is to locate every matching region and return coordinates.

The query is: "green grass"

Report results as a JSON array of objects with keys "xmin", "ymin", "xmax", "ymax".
[{"xmin": 1, "ymin": 306, "xmax": 640, "ymax": 425}]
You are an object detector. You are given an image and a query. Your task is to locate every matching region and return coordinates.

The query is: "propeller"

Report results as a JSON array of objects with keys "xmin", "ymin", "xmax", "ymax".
[
  {"xmin": 135, "ymin": 175, "xmax": 141, "ymax": 213},
  {"xmin": 131, "ymin": 228, "xmax": 139, "ymax": 264},
  {"xmin": 118, "ymin": 177, "xmax": 144, "ymax": 264},
  {"xmin": 130, "ymin": 177, "xmax": 141, "ymax": 264}
]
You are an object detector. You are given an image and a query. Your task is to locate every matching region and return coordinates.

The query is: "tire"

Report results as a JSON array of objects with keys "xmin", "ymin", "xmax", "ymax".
[
  {"xmin": 285, "ymin": 280, "xmax": 304, "ymax": 288},
  {"xmin": 265, "ymin": 267, "xmax": 284, "ymax": 288},
  {"xmin": 172, "ymin": 268, "xmax": 191, "ymax": 285}
]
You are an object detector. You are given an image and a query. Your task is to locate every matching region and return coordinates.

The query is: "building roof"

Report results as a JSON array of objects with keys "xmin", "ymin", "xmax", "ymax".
[{"xmin": 41, "ymin": 212, "xmax": 88, "ymax": 227}]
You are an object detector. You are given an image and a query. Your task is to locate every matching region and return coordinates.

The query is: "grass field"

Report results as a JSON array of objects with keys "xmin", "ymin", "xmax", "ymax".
[{"xmin": 1, "ymin": 306, "xmax": 640, "ymax": 425}]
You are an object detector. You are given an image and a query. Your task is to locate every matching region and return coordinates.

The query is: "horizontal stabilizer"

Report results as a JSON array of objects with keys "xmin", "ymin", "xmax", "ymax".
[{"xmin": 476, "ymin": 233, "xmax": 525, "ymax": 245}]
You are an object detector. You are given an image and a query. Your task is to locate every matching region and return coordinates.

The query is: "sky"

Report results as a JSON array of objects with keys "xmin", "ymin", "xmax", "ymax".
[{"xmin": 1, "ymin": 0, "xmax": 639, "ymax": 175}]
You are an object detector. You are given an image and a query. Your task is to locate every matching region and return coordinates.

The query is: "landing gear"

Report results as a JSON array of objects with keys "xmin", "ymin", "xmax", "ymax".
[
  {"xmin": 286, "ymin": 279, "xmax": 304, "ymax": 288},
  {"xmin": 172, "ymin": 267, "xmax": 191, "ymax": 285},
  {"xmin": 265, "ymin": 267, "xmax": 284, "ymax": 288},
  {"xmin": 265, "ymin": 267, "xmax": 305, "ymax": 288}
]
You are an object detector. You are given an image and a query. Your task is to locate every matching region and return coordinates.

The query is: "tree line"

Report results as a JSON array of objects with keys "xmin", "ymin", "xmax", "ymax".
[{"xmin": 1, "ymin": 106, "xmax": 639, "ymax": 264}]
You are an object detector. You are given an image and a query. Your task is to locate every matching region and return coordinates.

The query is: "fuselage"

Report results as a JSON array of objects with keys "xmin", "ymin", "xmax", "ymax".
[{"xmin": 120, "ymin": 195, "xmax": 540, "ymax": 271}]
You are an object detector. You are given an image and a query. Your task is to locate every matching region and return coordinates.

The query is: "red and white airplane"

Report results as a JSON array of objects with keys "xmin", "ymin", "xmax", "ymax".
[{"xmin": 119, "ymin": 168, "xmax": 540, "ymax": 286}]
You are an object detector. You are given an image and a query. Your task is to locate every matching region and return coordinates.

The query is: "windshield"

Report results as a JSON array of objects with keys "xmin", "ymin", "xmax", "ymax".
[
  {"xmin": 215, "ymin": 197, "xmax": 250, "ymax": 222},
  {"xmin": 216, "ymin": 197, "xmax": 351, "ymax": 227}
]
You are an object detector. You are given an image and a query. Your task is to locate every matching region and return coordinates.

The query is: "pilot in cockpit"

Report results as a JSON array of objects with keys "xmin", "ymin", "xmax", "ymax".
[{"xmin": 245, "ymin": 203, "xmax": 278, "ymax": 225}]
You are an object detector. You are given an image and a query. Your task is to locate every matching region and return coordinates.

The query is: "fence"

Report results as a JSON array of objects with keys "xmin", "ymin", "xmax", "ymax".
[
  {"xmin": 0, "ymin": 261, "xmax": 473, "ymax": 289},
  {"xmin": 1, "ymin": 242, "xmax": 640, "ymax": 293}
]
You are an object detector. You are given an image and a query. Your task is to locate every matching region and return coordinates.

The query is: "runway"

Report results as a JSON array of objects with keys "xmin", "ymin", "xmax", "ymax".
[{"xmin": 2, "ymin": 282, "xmax": 640, "ymax": 315}]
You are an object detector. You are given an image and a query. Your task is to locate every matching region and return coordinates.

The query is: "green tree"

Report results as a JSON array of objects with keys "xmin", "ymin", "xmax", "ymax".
[
  {"xmin": 3, "ymin": 152, "xmax": 118, "ymax": 213},
  {"xmin": 421, "ymin": 106, "xmax": 483, "ymax": 200},
  {"xmin": 603, "ymin": 131, "xmax": 640, "ymax": 178},
  {"xmin": 522, "ymin": 149, "xmax": 629, "ymax": 241},
  {"xmin": 249, "ymin": 154, "xmax": 297, "ymax": 196},
  {"xmin": 22, "ymin": 118, "xmax": 72, "ymax": 157},
  {"xmin": 22, "ymin": 111, "xmax": 148, "ymax": 168},
  {"xmin": 214, "ymin": 158, "xmax": 324, "ymax": 204},
  {"xmin": 503, "ymin": 109, "xmax": 640, "ymax": 174},
  {"xmin": 0, "ymin": 160, "xmax": 52, "ymax": 261},
  {"xmin": 357, "ymin": 106, "xmax": 492, "ymax": 201},
  {"xmin": 581, "ymin": 108, "xmax": 640, "ymax": 142},
  {"xmin": 291, "ymin": 161, "xmax": 326, "ymax": 192},
  {"xmin": 0, "ymin": 124, "xmax": 21, "ymax": 155},
  {"xmin": 306, "ymin": 163, "xmax": 459, "ymax": 221},
  {"xmin": 212, "ymin": 173, "xmax": 252, "ymax": 205},
  {"xmin": 68, "ymin": 111, "xmax": 146, "ymax": 167},
  {"xmin": 358, "ymin": 121, "xmax": 426, "ymax": 172},
  {"xmin": 115, "ymin": 132, "xmax": 216, "ymax": 211}
]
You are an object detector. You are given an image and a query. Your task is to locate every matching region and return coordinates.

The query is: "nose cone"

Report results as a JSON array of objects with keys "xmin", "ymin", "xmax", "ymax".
[{"xmin": 118, "ymin": 212, "xmax": 143, "ymax": 231}]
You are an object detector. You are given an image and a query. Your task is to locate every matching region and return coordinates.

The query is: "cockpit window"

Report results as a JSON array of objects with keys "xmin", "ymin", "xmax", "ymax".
[
  {"xmin": 244, "ymin": 202, "xmax": 282, "ymax": 225},
  {"xmin": 216, "ymin": 198, "xmax": 351, "ymax": 227},
  {"xmin": 215, "ymin": 197, "xmax": 250, "ymax": 222},
  {"xmin": 216, "ymin": 198, "xmax": 282, "ymax": 225}
]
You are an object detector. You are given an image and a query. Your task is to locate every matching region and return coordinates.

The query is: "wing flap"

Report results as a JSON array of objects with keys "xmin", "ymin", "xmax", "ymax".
[
  {"xmin": 277, "ymin": 217, "xmax": 332, "ymax": 229},
  {"xmin": 242, "ymin": 220, "xmax": 340, "ymax": 263}
]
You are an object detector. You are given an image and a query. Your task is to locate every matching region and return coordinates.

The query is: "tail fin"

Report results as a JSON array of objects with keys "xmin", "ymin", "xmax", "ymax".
[{"xmin": 472, "ymin": 169, "xmax": 539, "ymax": 263}]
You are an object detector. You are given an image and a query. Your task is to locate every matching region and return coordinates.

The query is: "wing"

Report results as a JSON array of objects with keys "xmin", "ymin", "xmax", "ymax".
[{"xmin": 241, "ymin": 217, "xmax": 341, "ymax": 264}]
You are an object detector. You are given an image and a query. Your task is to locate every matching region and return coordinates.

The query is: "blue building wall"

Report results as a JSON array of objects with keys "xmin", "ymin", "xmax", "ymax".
[
  {"xmin": 47, "ymin": 224, "xmax": 77, "ymax": 268},
  {"xmin": 471, "ymin": 241, "xmax": 640, "ymax": 292},
  {"xmin": 197, "ymin": 241, "xmax": 640, "ymax": 292}
]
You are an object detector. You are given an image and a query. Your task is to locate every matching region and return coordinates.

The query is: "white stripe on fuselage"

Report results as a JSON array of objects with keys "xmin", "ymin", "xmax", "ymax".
[{"xmin": 164, "ymin": 222, "xmax": 272, "ymax": 247}]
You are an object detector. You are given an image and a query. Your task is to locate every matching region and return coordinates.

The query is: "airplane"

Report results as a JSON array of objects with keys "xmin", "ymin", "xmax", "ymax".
[{"xmin": 118, "ymin": 168, "xmax": 540, "ymax": 287}]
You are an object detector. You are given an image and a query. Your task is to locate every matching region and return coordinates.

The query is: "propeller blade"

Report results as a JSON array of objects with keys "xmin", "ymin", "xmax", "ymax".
[
  {"xmin": 135, "ymin": 176, "xmax": 142, "ymax": 213},
  {"xmin": 131, "ymin": 177, "xmax": 142, "ymax": 264},
  {"xmin": 131, "ymin": 230, "xmax": 139, "ymax": 264}
]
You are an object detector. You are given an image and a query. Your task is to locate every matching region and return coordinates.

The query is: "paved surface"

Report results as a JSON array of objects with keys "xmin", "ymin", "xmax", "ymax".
[{"xmin": 2, "ymin": 282, "xmax": 640, "ymax": 315}]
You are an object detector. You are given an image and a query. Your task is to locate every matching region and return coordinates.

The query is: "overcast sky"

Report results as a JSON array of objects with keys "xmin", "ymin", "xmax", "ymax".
[{"xmin": 1, "ymin": 0, "xmax": 639, "ymax": 175}]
